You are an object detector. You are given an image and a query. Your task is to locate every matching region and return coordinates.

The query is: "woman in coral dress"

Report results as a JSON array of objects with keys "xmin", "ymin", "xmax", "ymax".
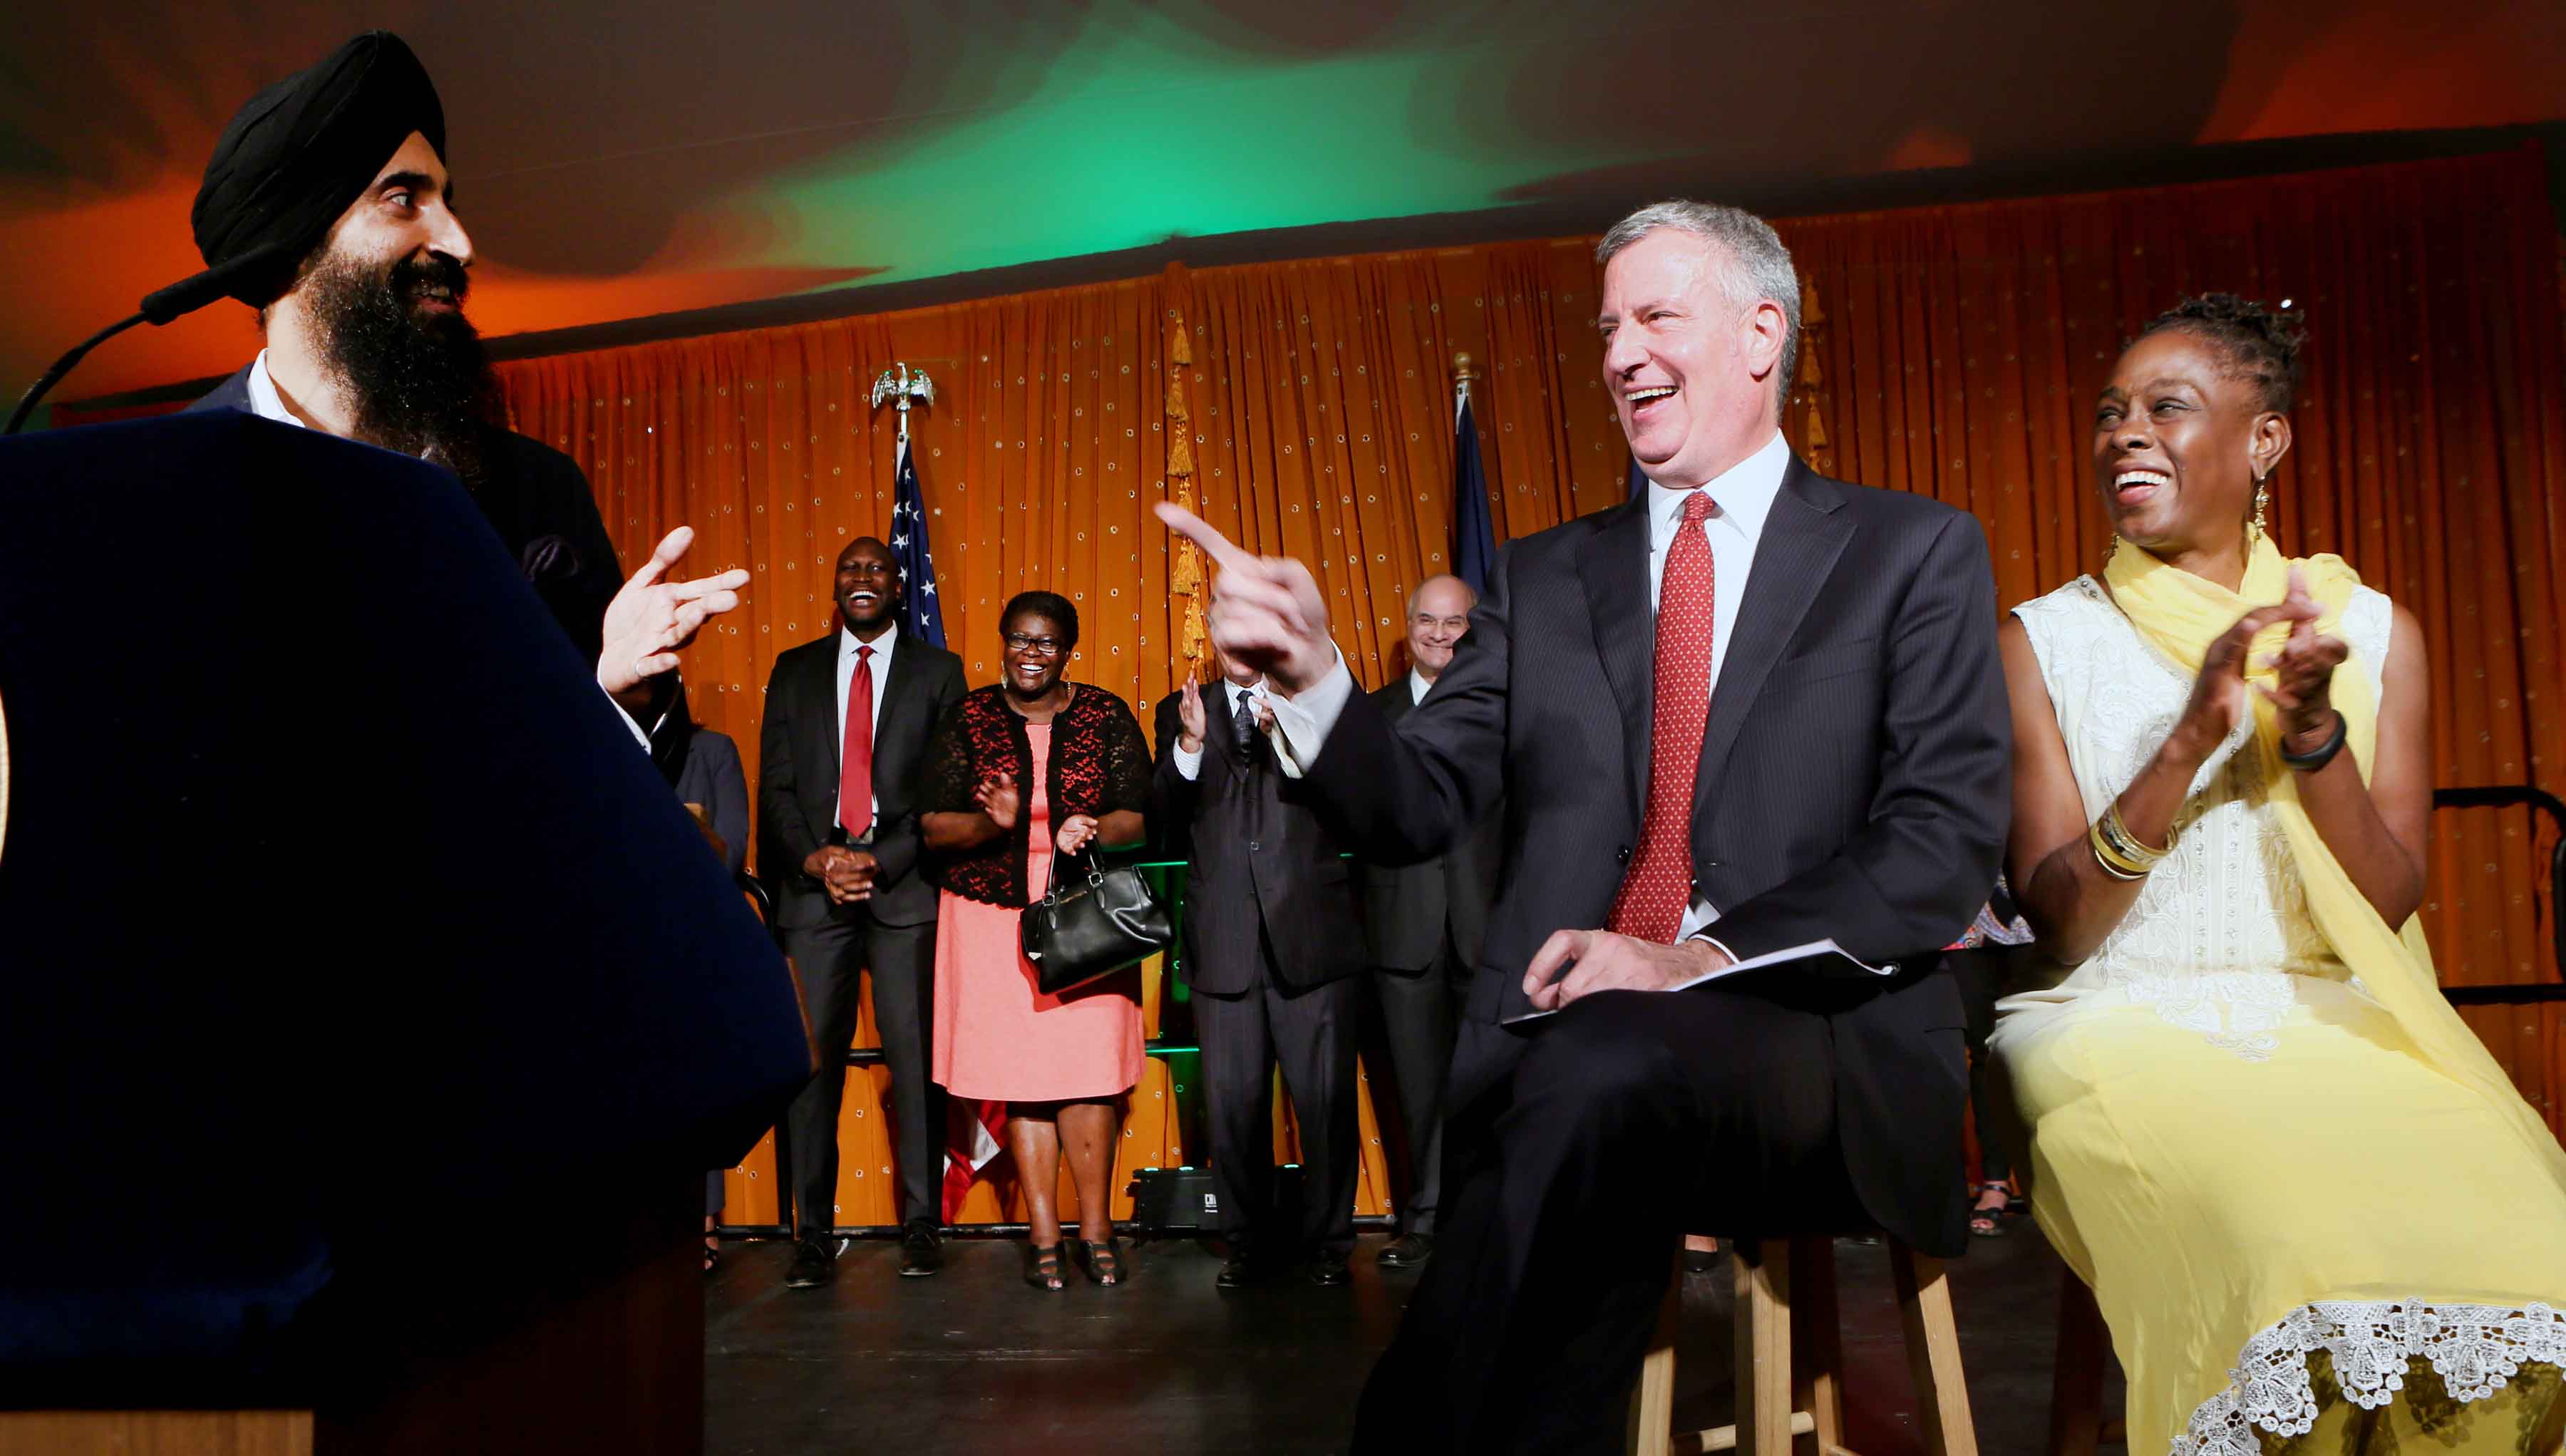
[
  {"xmin": 1992, "ymin": 296, "xmax": 2566, "ymax": 1455},
  {"xmin": 923, "ymin": 590, "xmax": 1150, "ymax": 1292}
]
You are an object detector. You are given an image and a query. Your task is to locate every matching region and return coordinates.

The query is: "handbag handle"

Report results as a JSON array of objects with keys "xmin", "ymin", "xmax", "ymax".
[{"xmin": 1039, "ymin": 845, "xmax": 1109, "ymax": 904}]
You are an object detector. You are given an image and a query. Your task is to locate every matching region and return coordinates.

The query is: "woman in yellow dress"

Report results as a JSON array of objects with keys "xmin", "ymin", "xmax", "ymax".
[{"xmin": 1990, "ymin": 295, "xmax": 2566, "ymax": 1455}]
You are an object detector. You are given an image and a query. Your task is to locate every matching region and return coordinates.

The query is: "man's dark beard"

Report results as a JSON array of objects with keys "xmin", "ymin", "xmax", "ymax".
[{"xmin": 303, "ymin": 249, "xmax": 496, "ymax": 485}]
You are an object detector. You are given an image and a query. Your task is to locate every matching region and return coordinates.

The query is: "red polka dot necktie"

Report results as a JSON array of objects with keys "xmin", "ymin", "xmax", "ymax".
[
  {"xmin": 1608, "ymin": 490, "xmax": 1717, "ymax": 943},
  {"xmin": 839, "ymin": 645, "xmax": 875, "ymax": 838}
]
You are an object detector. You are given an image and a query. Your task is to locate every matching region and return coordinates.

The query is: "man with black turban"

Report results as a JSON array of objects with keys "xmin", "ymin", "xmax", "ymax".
[{"xmin": 182, "ymin": 31, "xmax": 736, "ymax": 763}]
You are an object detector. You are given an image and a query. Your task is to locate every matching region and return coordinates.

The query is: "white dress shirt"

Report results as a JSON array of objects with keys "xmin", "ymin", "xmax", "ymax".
[
  {"xmin": 833, "ymin": 623, "xmax": 900, "ymax": 831},
  {"xmin": 1267, "ymin": 428, "xmax": 1795, "ymax": 951},
  {"xmin": 244, "ymin": 349, "xmax": 669, "ymax": 753},
  {"xmin": 1644, "ymin": 426, "xmax": 1789, "ymax": 697},
  {"xmin": 1407, "ymin": 668, "xmax": 1434, "ymax": 706},
  {"xmin": 244, "ymin": 351, "xmax": 299, "ymax": 428},
  {"xmin": 1170, "ymin": 676, "xmax": 1270, "ymax": 781}
]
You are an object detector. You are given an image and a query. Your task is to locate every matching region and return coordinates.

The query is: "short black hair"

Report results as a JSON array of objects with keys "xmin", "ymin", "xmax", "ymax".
[
  {"xmin": 2135, "ymin": 293, "xmax": 2307, "ymax": 413},
  {"xmin": 1001, "ymin": 589, "xmax": 1079, "ymax": 652}
]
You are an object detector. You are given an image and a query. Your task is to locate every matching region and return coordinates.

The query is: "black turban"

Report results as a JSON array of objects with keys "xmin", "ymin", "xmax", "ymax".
[{"xmin": 191, "ymin": 31, "xmax": 446, "ymax": 306}]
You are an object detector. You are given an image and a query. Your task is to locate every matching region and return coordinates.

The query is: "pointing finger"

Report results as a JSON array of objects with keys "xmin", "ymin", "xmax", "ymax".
[
  {"xmin": 1155, "ymin": 502, "xmax": 1261, "ymax": 577},
  {"xmin": 664, "ymin": 568, "xmax": 752, "ymax": 603}
]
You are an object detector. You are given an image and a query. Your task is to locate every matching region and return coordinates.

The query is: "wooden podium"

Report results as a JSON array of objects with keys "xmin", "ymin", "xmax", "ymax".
[{"xmin": 0, "ymin": 415, "xmax": 809, "ymax": 1454}]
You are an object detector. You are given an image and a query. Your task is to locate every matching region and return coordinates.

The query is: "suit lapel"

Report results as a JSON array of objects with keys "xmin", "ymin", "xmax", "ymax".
[
  {"xmin": 1380, "ymin": 683, "xmax": 1414, "ymax": 725},
  {"xmin": 807, "ymin": 638, "xmax": 843, "ymax": 786},
  {"xmin": 1577, "ymin": 497, "xmax": 1654, "ymax": 819},
  {"xmin": 1693, "ymin": 460, "xmax": 1854, "ymax": 803},
  {"xmin": 874, "ymin": 640, "xmax": 923, "ymax": 757},
  {"xmin": 182, "ymin": 365, "xmax": 255, "ymax": 414}
]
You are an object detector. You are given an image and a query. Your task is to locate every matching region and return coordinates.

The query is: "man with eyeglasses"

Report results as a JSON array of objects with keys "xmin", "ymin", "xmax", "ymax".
[
  {"xmin": 758, "ymin": 535, "xmax": 967, "ymax": 1286},
  {"xmin": 1152, "ymin": 646, "xmax": 1367, "ymax": 1289},
  {"xmin": 1354, "ymin": 576, "xmax": 1502, "ymax": 1270}
]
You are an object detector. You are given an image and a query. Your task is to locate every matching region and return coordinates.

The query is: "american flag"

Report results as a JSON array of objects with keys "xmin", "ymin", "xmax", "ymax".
[
  {"xmin": 890, "ymin": 437, "xmax": 946, "ymax": 649},
  {"xmin": 892, "ymin": 435, "xmax": 996, "ymax": 1217},
  {"xmin": 941, "ymin": 1099, "xmax": 1009, "ymax": 1223}
]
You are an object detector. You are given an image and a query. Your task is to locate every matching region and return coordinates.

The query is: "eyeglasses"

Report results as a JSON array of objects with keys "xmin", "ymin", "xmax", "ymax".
[{"xmin": 1004, "ymin": 632, "xmax": 1065, "ymax": 656}]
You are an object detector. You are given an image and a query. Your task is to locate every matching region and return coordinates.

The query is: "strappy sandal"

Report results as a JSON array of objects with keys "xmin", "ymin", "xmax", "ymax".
[
  {"xmin": 1077, "ymin": 1237, "xmax": 1126, "ymax": 1287},
  {"xmin": 1968, "ymin": 1181, "xmax": 2013, "ymax": 1239},
  {"xmin": 1024, "ymin": 1241, "xmax": 1066, "ymax": 1292}
]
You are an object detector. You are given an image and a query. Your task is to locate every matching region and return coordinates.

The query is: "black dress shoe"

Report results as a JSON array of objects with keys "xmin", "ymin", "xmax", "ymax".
[
  {"xmin": 1216, "ymin": 1255, "xmax": 1262, "ymax": 1290},
  {"xmin": 1376, "ymin": 1233, "xmax": 1433, "ymax": 1268},
  {"xmin": 1307, "ymin": 1252, "xmax": 1351, "ymax": 1288},
  {"xmin": 898, "ymin": 1221, "xmax": 944, "ymax": 1278},
  {"xmin": 783, "ymin": 1238, "xmax": 836, "ymax": 1289}
]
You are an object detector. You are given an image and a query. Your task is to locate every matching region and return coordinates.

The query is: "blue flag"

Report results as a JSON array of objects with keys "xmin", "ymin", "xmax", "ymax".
[
  {"xmin": 1453, "ymin": 398, "xmax": 1498, "ymax": 595},
  {"xmin": 890, "ymin": 438, "xmax": 947, "ymax": 649}
]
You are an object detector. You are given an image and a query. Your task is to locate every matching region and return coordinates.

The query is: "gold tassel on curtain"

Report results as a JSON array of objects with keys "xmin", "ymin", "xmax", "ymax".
[
  {"xmin": 1795, "ymin": 276, "xmax": 1834, "ymax": 476},
  {"xmin": 1163, "ymin": 264, "xmax": 1207, "ymax": 669}
]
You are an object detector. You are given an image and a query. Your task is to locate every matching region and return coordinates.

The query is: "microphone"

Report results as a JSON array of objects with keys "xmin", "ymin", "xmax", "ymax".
[{"xmin": 6, "ymin": 242, "xmax": 297, "ymax": 435}]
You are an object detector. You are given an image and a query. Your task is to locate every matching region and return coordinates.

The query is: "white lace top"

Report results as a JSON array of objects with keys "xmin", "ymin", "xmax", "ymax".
[{"xmin": 2006, "ymin": 575, "xmax": 2394, "ymax": 1057}]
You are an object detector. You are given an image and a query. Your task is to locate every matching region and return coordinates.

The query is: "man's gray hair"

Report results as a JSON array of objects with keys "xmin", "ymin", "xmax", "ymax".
[{"xmin": 1596, "ymin": 200, "xmax": 1801, "ymax": 403}]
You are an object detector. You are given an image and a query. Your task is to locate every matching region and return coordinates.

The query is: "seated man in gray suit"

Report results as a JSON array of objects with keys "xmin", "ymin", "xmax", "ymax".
[{"xmin": 1356, "ymin": 575, "xmax": 1500, "ymax": 1269}]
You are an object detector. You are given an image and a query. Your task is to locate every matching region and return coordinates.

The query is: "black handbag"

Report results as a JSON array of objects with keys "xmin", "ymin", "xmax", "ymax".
[{"xmin": 1021, "ymin": 851, "xmax": 1173, "ymax": 995}]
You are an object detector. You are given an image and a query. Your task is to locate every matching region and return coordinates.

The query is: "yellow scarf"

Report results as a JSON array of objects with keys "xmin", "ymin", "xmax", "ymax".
[{"xmin": 2105, "ymin": 535, "xmax": 2566, "ymax": 1178}]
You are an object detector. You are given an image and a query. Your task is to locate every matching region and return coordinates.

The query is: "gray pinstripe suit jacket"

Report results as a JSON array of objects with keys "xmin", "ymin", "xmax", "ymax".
[{"xmin": 1297, "ymin": 455, "xmax": 2010, "ymax": 1254}]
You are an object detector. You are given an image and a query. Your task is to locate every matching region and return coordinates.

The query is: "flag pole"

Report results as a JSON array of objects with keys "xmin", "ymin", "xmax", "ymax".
[{"xmin": 1453, "ymin": 349, "xmax": 1474, "ymax": 422}]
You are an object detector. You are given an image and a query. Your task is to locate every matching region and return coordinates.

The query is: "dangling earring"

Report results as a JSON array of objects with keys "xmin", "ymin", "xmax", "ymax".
[
  {"xmin": 2102, "ymin": 535, "xmax": 2119, "ymax": 573},
  {"xmin": 2250, "ymin": 470, "xmax": 2270, "ymax": 544}
]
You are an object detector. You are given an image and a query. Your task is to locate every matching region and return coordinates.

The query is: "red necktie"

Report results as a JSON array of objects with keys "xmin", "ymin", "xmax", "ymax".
[
  {"xmin": 840, "ymin": 645, "xmax": 875, "ymax": 838},
  {"xmin": 1608, "ymin": 491, "xmax": 1717, "ymax": 943}
]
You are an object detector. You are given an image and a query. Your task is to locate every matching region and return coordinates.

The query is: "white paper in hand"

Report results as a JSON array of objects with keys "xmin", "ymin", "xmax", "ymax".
[{"xmin": 1503, "ymin": 939, "xmax": 1895, "ymax": 1024}]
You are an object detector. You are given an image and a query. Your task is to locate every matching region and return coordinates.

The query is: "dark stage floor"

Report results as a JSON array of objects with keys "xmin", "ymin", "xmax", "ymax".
[{"xmin": 705, "ymin": 1227, "xmax": 2124, "ymax": 1455}]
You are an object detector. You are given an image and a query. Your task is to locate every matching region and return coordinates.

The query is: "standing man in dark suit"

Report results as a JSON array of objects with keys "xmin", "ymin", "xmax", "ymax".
[
  {"xmin": 760, "ymin": 537, "xmax": 967, "ymax": 1286},
  {"xmin": 1161, "ymin": 199, "xmax": 2009, "ymax": 1453},
  {"xmin": 178, "ymin": 33, "xmax": 741, "ymax": 764},
  {"xmin": 1357, "ymin": 575, "xmax": 1500, "ymax": 1270},
  {"xmin": 1153, "ymin": 652, "xmax": 1367, "ymax": 1289}
]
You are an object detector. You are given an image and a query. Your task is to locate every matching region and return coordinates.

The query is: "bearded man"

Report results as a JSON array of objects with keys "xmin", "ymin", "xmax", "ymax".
[{"xmin": 182, "ymin": 31, "xmax": 738, "ymax": 758}]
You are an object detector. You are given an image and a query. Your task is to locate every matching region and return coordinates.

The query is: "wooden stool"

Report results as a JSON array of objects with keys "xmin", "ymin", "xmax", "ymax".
[
  {"xmin": 2046, "ymin": 1275, "xmax": 2126, "ymax": 1455},
  {"xmin": 1627, "ymin": 1235, "xmax": 1979, "ymax": 1456}
]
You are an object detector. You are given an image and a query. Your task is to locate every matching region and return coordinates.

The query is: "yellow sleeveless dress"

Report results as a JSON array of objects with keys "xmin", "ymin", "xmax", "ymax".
[{"xmin": 1994, "ymin": 557, "xmax": 2566, "ymax": 1455}]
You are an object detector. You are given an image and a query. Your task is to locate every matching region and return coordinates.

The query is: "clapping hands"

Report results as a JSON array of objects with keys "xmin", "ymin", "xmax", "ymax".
[
  {"xmin": 2254, "ymin": 566, "xmax": 2350, "ymax": 750},
  {"xmin": 1176, "ymin": 678, "xmax": 1207, "ymax": 753},
  {"xmin": 975, "ymin": 772, "xmax": 1021, "ymax": 831},
  {"xmin": 2168, "ymin": 564, "xmax": 2343, "ymax": 765},
  {"xmin": 1056, "ymin": 813, "xmax": 1101, "ymax": 855}
]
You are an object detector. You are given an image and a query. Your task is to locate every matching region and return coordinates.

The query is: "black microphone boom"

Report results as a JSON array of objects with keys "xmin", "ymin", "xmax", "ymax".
[{"xmin": 4, "ymin": 243, "xmax": 296, "ymax": 435}]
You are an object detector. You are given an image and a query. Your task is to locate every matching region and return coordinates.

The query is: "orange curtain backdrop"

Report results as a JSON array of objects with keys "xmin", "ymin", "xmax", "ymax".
[{"xmin": 503, "ymin": 145, "xmax": 2566, "ymax": 1135}]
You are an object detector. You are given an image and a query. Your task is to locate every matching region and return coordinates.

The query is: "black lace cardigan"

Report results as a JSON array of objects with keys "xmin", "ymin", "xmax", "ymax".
[{"xmin": 922, "ymin": 683, "xmax": 1150, "ymax": 908}]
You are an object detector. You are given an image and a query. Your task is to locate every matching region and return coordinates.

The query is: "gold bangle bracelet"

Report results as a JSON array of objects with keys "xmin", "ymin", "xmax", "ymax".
[
  {"xmin": 2096, "ymin": 820, "xmax": 2157, "ymax": 872},
  {"xmin": 2088, "ymin": 822, "xmax": 2151, "ymax": 880},
  {"xmin": 2102, "ymin": 802, "xmax": 2173, "ymax": 864}
]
